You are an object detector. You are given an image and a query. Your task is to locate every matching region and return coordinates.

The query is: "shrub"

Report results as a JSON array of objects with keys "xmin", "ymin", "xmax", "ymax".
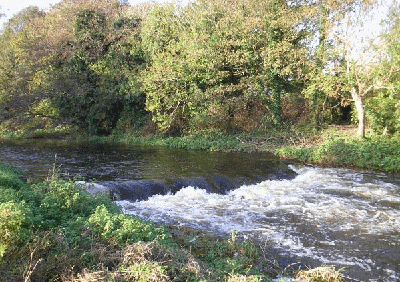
[
  {"xmin": 0, "ymin": 201, "xmax": 31, "ymax": 257},
  {"xmin": 86, "ymin": 205, "xmax": 168, "ymax": 246},
  {"xmin": 33, "ymin": 178, "xmax": 120, "ymax": 230},
  {"xmin": 0, "ymin": 163, "xmax": 26, "ymax": 191},
  {"xmin": 367, "ymin": 92, "xmax": 400, "ymax": 135}
]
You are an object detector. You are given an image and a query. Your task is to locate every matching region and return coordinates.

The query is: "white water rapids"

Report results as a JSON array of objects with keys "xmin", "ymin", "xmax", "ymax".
[{"xmin": 117, "ymin": 165, "xmax": 400, "ymax": 281}]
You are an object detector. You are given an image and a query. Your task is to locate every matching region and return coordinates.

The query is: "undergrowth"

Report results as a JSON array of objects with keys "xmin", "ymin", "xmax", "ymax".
[
  {"xmin": 78, "ymin": 123, "xmax": 318, "ymax": 153},
  {"xmin": 0, "ymin": 161, "xmax": 289, "ymax": 281},
  {"xmin": 91, "ymin": 132, "xmax": 251, "ymax": 152},
  {"xmin": 296, "ymin": 266, "xmax": 345, "ymax": 282},
  {"xmin": 276, "ymin": 135, "xmax": 400, "ymax": 173}
]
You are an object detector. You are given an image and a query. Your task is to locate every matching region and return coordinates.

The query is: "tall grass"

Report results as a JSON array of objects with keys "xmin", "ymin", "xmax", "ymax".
[{"xmin": 276, "ymin": 136, "xmax": 400, "ymax": 173}]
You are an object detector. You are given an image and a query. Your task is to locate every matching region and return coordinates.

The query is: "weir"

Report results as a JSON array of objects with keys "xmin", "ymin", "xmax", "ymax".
[
  {"xmin": 118, "ymin": 166, "xmax": 400, "ymax": 281},
  {"xmin": 95, "ymin": 171, "xmax": 297, "ymax": 201},
  {"xmin": 1, "ymin": 140, "xmax": 399, "ymax": 281}
]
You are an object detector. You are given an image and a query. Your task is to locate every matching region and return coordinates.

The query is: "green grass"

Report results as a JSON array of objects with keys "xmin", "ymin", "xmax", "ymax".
[
  {"xmin": 276, "ymin": 135, "xmax": 400, "ymax": 173},
  {"xmin": 0, "ymin": 161, "xmax": 287, "ymax": 281},
  {"xmin": 76, "ymin": 123, "xmax": 318, "ymax": 153},
  {"xmin": 83, "ymin": 132, "xmax": 251, "ymax": 151},
  {"xmin": 0, "ymin": 155, "xmax": 352, "ymax": 282}
]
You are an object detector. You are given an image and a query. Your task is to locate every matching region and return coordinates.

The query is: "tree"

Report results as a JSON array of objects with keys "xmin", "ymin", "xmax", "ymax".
[
  {"xmin": 366, "ymin": 3, "xmax": 400, "ymax": 135},
  {"xmin": 250, "ymin": 0, "xmax": 310, "ymax": 126},
  {"xmin": 304, "ymin": 0, "xmax": 396, "ymax": 136},
  {"xmin": 0, "ymin": 6, "xmax": 46, "ymax": 119},
  {"xmin": 332, "ymin": 0, "xmax": 398, "ymax": 137},
  {"xmin": 0, "ymin": 0, "xmax": 148, "ymax": 135},
  {"xmin": 141, "ymin": 0, "xmax": 310, "ymax": 134},
  {"xmin": 49, "ymin": 1, "xmax": 147, "ymax": 134}
]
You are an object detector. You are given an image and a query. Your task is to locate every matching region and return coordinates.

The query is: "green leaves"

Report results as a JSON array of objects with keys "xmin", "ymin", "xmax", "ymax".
[
  {"xmin": 277, "ymin": 136, "xmax": 400, "ymax": 173},
  {"xmin": 141, "ymin": 0, "xmax": 309, "ymax": 134},
  {"xmin": 0, "ymin": 0, "xmax": 398, "ymax": 137},
  {"xmin": 87, "ymin": 204, "xmax": 167, "ymax": 246},
  {"xmin": 0, "ymin": 201, "xmax": 31, "ymax": 257},
  {"xmin": 0, "ymin": 159, "xmax": 168, "ymax": 250},
  {"xmin": 74, "ymin": 9, "xmax": 107, "ymax": 62}
]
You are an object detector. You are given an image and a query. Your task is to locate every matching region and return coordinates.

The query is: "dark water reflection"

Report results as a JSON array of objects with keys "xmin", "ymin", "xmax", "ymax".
[
  {"xmin": 0, "ymin": 139, "xmax": 294, "ymax": 182},
  {"xmin": 1, "ymin": 139, "xmax": 400, "ymax": 281}
]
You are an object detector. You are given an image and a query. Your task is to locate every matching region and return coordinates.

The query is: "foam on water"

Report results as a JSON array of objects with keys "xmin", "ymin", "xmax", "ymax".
[{"xmin": 117, "ymin": 165, "xmax": 400, "ymax": 280}]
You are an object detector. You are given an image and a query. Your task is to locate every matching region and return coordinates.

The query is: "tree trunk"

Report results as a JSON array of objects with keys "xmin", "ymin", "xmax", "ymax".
[
  {"xmin": 351, "ymin": 87, "xmax": 365, "ymax": 138},
  {"xmin": 271, "ymin": 88, "xmax": 283, "ymax": 127}
]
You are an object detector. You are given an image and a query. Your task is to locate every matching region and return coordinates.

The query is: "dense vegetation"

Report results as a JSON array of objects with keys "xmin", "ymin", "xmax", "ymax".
[
  {"xmin": 1, "ymin": 1, "xmax": 398, "ymax": 278},
  {"xmin": 0, "ymin": 1, "xmax": 398, "ymax": 280},
  {"xmin": 0, "ymin": 0, "xmax": 399, "ymax": 140},
  {"xmin": 276, "ymin": 130, "xmax": 400, "ymax": 172},
  {"xmin": 0, "ymin": 161, "xmax": 347, "ymax": 281}
]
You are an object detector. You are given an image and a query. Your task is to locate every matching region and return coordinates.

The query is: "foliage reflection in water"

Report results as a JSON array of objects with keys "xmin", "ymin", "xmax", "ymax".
[{"xmin": 1, "ymin": 141, "xmax": 399, "ymax": 281}]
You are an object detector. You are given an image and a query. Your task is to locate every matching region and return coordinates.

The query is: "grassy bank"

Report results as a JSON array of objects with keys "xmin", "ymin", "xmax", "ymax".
[
  {"xmin": 77, "ymin": 124, "xmax": 319, "ymax": 153},
  {"xmin": 276, "ymin": 134, "xmax": 400, "ymax": 173},
  {"xmin": 2, "ymin": 122, "xmax": 399, "ymax": 173},
  {"xmin": 0, "ymin": 162, "xmax": 347, "ymax": 281},
  {"xmin": 81, "ymin": 125, "xmax": 400, "ymax": 173}
]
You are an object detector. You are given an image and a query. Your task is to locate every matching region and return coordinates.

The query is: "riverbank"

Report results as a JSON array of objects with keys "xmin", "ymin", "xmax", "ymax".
[
  {"xmin": 77, "ymin": 125, "xmax": 400, "ymax": 174},
  {"xmin": 1, "ymin": 123, "xmax": 399, "ymax": 173},
  {"xmin": 0, "ymin": 162, "xmax": 345, "ymax": 281},
  {"xmin": 81, "ymin": 124, "xmax": 321, "ymax": 153},
  {"xmin": 276, "ymin": 135, "xmax": 400, "ymax": 173}
]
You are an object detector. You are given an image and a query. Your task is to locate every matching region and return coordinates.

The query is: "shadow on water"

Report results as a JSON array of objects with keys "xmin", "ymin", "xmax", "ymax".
[
  {"xmin": 1, "ymin": 139, "xmax": 399, "ymax": 281},
  {"xmin": 0, "ymin": 139, "xmax": 296, "ymax": 198}
]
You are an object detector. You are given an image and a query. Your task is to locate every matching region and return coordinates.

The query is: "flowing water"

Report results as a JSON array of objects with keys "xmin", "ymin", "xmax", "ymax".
[
  {"xmin": 1, "ymin": 140, "xmax": 399, "ymax": 281},
  {"xmin": 119, "ymin": 166, "xmax": 400, "ymax": 281}
]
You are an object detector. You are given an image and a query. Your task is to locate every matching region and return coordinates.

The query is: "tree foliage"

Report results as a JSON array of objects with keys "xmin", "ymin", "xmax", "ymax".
[
  {"xmin": 0, "ymin": 0, "xmax": 398, "ymax": 137},
  {"xmin": 141, "ymin": 0, "xmax": 310, "ymax": 134},
  {"xmin": 366, "ymin": 3, "xmax": 400, "ymax": 135}
]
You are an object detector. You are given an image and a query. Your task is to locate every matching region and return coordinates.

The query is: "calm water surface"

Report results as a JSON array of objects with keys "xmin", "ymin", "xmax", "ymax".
[{"xmin": 1, "ymin": 140, "xmax": 399, "ymax": 281}]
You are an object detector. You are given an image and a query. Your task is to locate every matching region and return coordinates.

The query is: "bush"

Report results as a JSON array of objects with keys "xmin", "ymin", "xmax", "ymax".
[
  {"xmin": 0, "ymin": 201, "xmax": 31, "ymax": 257},
  {"xmin": 367, "ymin": 92, "xmax": 400, "ymax": 135},
  {"xmin": 0, "ymin": 162, "xmax": 173, "ymax": 280},
  {"xmin": 87, "ymin": 205, "xmax": 168, "ymax": 246},
  {"xmin": 32, "ymin": 178, "xmax": 120, "ymax": 231},
  {"xmin": 0, "ymin": 163, "xmax": 26, "ymax": 191}
]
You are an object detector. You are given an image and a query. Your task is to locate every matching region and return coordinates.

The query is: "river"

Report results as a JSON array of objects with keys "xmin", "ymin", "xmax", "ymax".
[{"xmin": 1, "ymin": 140, "xmax": 399, "ymax": 281}]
